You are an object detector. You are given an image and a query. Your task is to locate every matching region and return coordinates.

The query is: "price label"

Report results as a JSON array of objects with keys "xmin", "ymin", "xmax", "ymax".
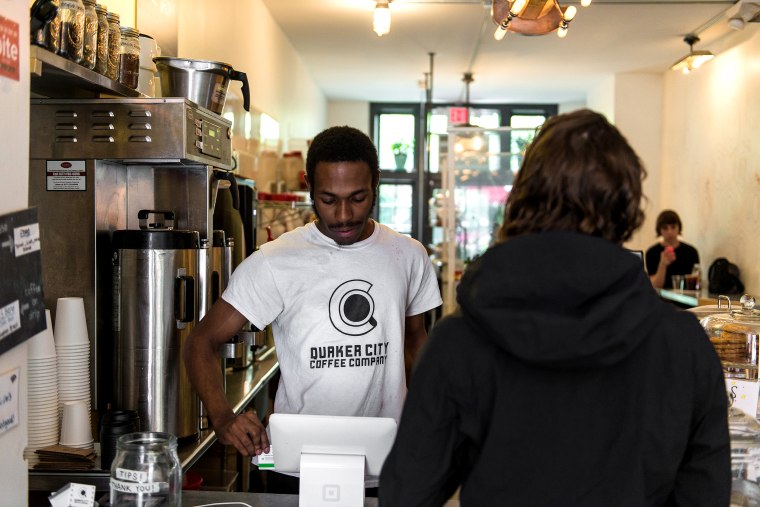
[{"xmin": 726, "ymin": 378, "xmax": 760, "ymax": 417}]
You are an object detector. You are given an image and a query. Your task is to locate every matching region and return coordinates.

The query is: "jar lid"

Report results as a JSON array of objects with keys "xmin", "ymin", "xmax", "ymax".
[
  {"xmin": 95, "ymin": 4, "xmax": 107, "ymax": 14},
  {"xmin": 120, "ymin": 26, "xmax": 139, "ymax": 37},
  {"xmin": 106, "ymin": 11, "xmax": 119, "ymax": 22},
  {"xmin": 82, "ymin": 0, "xmax": 96, "ymax": 6}
]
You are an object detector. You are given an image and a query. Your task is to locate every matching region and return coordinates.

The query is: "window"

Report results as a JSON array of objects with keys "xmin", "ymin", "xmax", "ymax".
[{"xmin": 371, "ymin": 102, "xmax": 557, "ymax": 250}]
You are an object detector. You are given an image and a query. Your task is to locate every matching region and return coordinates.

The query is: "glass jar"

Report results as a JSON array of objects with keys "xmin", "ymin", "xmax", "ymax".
[
  {"xmin": 81, "ymin": 0, "xmax": 98, "ymax": 69},
  {"xmin": 94, "ymin": 4, "xmax": 109, "ymax": 75},
  {"xmin": 32, "ymin": 0, "xmax": 59, "ymax": 50},
  {"xmin": 105, "ymin": 11, "xmax": 121, "ymax": 81},
  {"xmin": 58, "ymin": 0, "xmax": 85, "ymax": 63},
  {"xmin": 47, "ymin": 0, "xmax": 62, "ymax": 55},
  {"xmin": 701, "ymin": 294, "xmax": 760, "ymax": 379},
  {"xmin": 118, "ymin": 27, "xmax": 140, "ymax": 89},
  {"xmin": 109, "ymin": 432, "xmax": 181, "ymax": 506}
]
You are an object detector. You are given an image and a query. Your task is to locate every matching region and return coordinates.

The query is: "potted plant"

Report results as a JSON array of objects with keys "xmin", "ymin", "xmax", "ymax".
[{"xmin": 391, "ymin": 142, "xmax": 410, "ymax": 170}]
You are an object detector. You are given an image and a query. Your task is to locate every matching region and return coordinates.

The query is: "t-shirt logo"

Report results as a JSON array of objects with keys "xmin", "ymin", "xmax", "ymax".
[{"xmin": 328, "ymin": 279, "xmax": 377, "ymax": 336}]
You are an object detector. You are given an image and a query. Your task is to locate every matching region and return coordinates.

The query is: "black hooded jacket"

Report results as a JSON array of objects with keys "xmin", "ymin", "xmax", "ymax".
[{"xmin": 380, "ymin": 232, "xmax": 730, "ymax": 506}]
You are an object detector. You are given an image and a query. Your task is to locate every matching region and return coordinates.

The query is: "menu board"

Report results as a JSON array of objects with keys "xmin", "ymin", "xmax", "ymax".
[{"xmin": 0, "ymin": 207, "xmax": 46, "ymax": 356}]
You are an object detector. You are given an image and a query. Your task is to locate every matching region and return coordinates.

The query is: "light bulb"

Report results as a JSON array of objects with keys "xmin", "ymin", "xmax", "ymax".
[
  {"xmin": 581, "ymin": 0, "xmax": 592, "ymax": 6},
  {"xmin": 494, "ymin": 21, "xmax": 509, "ymax": 41},
  {"xmin": 373, "ymin": 2, "xmax": 391, "ymax": 37},
  {"xmin": 511, "ymin": 0, "xmax": 528, "ymax": 15},
  {"xmin": 563, "ymin": 5, "xmax": 577, "ymax": 21},
  {"xmin": 558, "ymin": 26, "xmax": 568, "ymax": 38}
]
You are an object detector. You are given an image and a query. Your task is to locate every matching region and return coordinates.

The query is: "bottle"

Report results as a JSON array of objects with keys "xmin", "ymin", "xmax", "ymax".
[
  {"xmin": 109, "ymin": 432, "xmax": 181, "ymax": 506},
  {"xmin": 118, "ymin": 27, "xmax": 140, "ymax": 89},
  {"xmin": 105, "ymin": 11, "xmax": 121, "ymax": 81},
  {"xmin": 81, "ymin": 0, "xmax": 98, "ymax": 69},
  {"xmin": 93, "ymin": 4, "xmax": 109, "ymax": 75},
  {"xmin": 58, "ymin": 0, "xmax": 85, "ymax": 63}
]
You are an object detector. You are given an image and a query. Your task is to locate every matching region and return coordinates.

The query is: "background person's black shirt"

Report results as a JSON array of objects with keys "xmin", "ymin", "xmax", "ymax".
[{"xmin": 645, "ymin": 242, "xmax": 700, "ymax": 288}]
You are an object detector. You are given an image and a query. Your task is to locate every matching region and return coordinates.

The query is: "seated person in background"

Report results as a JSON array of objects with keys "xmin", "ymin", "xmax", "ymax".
[
  {"xmin": 379, "ymin": 109, "xmax": 729, "ymax": 507},
  {"xmin": 645, "ymin": 209, "xmax": 700, "ymax": 289}
]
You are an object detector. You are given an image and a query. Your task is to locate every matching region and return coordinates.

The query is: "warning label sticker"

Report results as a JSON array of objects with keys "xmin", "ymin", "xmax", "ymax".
[{"xmin": 46, "ymin": 160, "xmax": 86, "ymax": 191}]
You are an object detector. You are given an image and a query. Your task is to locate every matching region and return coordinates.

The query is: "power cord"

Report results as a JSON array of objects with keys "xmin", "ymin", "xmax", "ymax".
[{"xmin": 193, "ymin": 503, "xmax": 254, "ymax": 507}]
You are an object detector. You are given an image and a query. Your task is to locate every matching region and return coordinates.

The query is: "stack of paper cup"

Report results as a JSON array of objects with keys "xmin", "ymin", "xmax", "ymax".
[
  {"xmin": 25, "ymin": 310, "xmax": 60, "ymax": 466},
  {"xmin": 59, "ymin": 400, "xmax": 94, "ymax": 449},
  {"xmin": 54, "ymin": 297, "xmax": 92, "ymax": 447}
]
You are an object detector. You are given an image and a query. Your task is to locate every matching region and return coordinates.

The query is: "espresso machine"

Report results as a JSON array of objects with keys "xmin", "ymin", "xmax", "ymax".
[{"xmin": 29, "ymin": 98, "xmax": 234, "ymax": 441}]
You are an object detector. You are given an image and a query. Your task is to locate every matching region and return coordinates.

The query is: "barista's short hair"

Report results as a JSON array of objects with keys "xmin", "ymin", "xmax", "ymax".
[
  {"xmin": 499, "ymin": 109, "xmax": 646, "ymax": 244},
  {"xmin": 655, "ymin": 210, "xmax": 682, "ymax": 236},
  {"xmin": 305, "ymin": 126, "xmax": 380, "ymax": 202}
]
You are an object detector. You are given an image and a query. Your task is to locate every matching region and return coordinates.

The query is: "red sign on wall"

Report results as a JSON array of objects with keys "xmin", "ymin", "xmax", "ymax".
[
  {"xmin": 449, "ymin": 107, "xmax": 469, "ymax": 125},
  {"xmin": 0, "ymin": 16, "xmax": 20, "ymax": 82}
]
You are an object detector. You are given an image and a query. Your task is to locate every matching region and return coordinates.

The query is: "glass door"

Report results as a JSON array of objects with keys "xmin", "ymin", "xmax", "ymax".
[{"xmin": 439, "ymin": 123, "xmax": 542, "ymax": 316}]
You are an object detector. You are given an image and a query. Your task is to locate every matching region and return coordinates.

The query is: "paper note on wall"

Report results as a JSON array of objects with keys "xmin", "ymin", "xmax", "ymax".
[{"xmin": 0, "ymin": 368, "xmax": 20, "ymax": 437}]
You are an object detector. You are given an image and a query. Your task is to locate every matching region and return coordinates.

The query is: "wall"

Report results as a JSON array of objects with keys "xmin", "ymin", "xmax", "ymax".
[
  {"xmin": 327, "ymin": 100, "xmax": 371, "ymax": 134},
  {"xmin": 0, "ymin": 0, "xmax": 30, "ymax": 503},
  {"xmin": 613, "ymin": 73, "xmax": 664, "ymax": 253},
  {"xmin": 175, "ymin": 0, "xmax": 327, "ymax": 147},
  {"xmin": 585, "ymin": 73, "xmax": 664, "ymax": 253},
  {"xmin": 660, "ymin": 26, "xmax": 760, "ymax": 293}
]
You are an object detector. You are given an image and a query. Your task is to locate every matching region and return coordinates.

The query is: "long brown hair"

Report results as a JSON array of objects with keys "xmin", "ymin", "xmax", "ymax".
[{"xmin": 499, "ymin": 109, "xmax": 646, "ymax": 244}]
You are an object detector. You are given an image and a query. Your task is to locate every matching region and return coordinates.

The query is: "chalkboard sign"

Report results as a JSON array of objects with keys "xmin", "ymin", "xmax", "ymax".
[{"xmin": 0, "ymin": 207, "xmax": 46, "ymax": 356}]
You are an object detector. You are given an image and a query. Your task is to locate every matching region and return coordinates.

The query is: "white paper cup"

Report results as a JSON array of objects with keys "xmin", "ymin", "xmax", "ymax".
[
  {"xmin": 59, "ymin": 400, "xmax": 92, "ymax": 446},
  {"xmin": 28, "ymin": 310, "xmax": 57, "ymax": 359},
  {"xmin": 54, "ymin": 298, "xmax": 90, "ymax": 347}
]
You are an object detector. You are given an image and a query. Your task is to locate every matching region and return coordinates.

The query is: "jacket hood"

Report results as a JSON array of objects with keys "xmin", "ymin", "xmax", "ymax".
[{"xmin": 457, "ymin": 231, "xmax": 663, "ymax": 369}]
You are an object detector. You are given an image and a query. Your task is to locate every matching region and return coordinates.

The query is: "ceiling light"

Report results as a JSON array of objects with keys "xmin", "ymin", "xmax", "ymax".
[
  {"xmin": 373, "ymin": 1, "xmax": 391, "ymax": 37},
  {"xmin": 494, "ymin": 0, "xmax": 528, "ymax": 40},
  {"xmin": 492, "ymin": 0, "xmax": 591, "ymax": 41},
  {"xmin": 671, "ymin": 34, "xmax": 714, "ymax": 74}
]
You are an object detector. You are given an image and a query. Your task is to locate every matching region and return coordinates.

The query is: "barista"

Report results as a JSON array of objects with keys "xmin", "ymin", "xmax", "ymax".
[
  {"xmin": 645, "ymin": 209, "xmax": 700, "ymax": 289},
  {"xmin": 183, "ymin": 126, "xmax": 442, "ymax": 458}
]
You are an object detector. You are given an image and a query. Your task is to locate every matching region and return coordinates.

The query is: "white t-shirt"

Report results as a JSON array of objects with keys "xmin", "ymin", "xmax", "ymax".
[{"xmin": 222, "ymin": 220, "xmax": 442, "ymax": 422}]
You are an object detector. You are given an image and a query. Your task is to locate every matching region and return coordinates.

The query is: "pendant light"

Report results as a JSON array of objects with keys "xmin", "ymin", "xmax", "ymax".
[
  {"xmin": 671, "ymin": 34, "xmax": 714, "ymax": 74},
  {"xmin": 373, "ymin": 1, "xmax": 391, "ymax": 37}
]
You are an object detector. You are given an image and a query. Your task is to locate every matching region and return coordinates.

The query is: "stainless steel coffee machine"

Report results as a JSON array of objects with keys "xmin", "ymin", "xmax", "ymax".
[{"xmin": 29, "ymin": 98, "xmax": 233, "ymax": 441}]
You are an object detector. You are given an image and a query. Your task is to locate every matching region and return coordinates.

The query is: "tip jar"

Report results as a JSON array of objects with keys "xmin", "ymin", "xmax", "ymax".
[{"xmin": 109, "ymin": 432, "xmax": 181, "ymax": 506}]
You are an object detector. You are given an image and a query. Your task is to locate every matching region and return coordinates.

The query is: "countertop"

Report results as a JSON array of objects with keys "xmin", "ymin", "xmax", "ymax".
[
  {"xmin": 182, "ymin": 490, "xmax": 460, "ymax": 506},
  {"xmin": 28, "ymin": 348, "xmax": 279, "ymax": 493},
  {"xmin": 658, "ymin": 288, "xmax": 737, "ymax": 308}
]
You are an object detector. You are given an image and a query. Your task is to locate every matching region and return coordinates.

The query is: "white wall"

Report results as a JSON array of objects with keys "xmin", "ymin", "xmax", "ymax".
[
  {"xmin": 327, "ymin": 100, "xmax": 371, "ymax": 134},
  {"xmin": 660, "ymin": 26, "xmax": 760, "ymax": 293},
  {"xmin": 613, "ymin": 73, "xmax": 664, "ymax": 253},
  {"xmin": 176, "ymin": 0, "xmax": 327, "ymax": 146},
  {"xmin": 0, "ymin": 0, "xmax": 30, "ymax": 503},
  {"xmin": 585, "ymin": 73, "xmax": 664, "ymax": 253}
]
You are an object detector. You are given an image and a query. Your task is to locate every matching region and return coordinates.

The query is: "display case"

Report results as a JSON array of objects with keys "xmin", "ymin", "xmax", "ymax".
[{"xmin": 438, "ymin": 125, "xmax": 536, "ymax": 315}]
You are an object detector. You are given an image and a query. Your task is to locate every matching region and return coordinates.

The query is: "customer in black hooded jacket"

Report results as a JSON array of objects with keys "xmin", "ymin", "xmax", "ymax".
[{"xmin": 379, "ymin": 109, "xmax": 730, "ymax": 507}]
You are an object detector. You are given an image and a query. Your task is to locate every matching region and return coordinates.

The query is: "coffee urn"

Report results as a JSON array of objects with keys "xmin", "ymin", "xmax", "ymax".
[{"xmin": 112, "ymin": 210, "xmax": 202, "ymax": 441}]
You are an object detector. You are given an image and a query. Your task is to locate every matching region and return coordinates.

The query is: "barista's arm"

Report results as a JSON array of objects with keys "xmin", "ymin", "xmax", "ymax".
[
  {"xmin": 404, "ymin": 313, "xmax": 428, "ymax": 382},
  {"xmin": 183, "ymin": 299, "xmax": 269, "ymax": 456}
]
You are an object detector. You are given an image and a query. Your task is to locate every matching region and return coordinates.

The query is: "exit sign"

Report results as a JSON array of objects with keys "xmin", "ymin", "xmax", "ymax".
[{"xmin": 449, "ymin": 107, "xmax": 469, "ymax": 125}]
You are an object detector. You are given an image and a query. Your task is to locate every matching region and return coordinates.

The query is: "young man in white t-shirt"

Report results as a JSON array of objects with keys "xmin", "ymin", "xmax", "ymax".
[{"xmin": 184, "ymin": 126, "xmax": 442, "ymax": 459}]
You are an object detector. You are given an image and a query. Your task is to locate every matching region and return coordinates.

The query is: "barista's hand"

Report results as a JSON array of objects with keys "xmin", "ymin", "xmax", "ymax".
[
  {"xmin": 660, "ymin": 246, "xmax": 676, "ymax": 267},
  {"xmin": 213, "ymin": 410, "xmax": 270, "ymax": 457}
]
